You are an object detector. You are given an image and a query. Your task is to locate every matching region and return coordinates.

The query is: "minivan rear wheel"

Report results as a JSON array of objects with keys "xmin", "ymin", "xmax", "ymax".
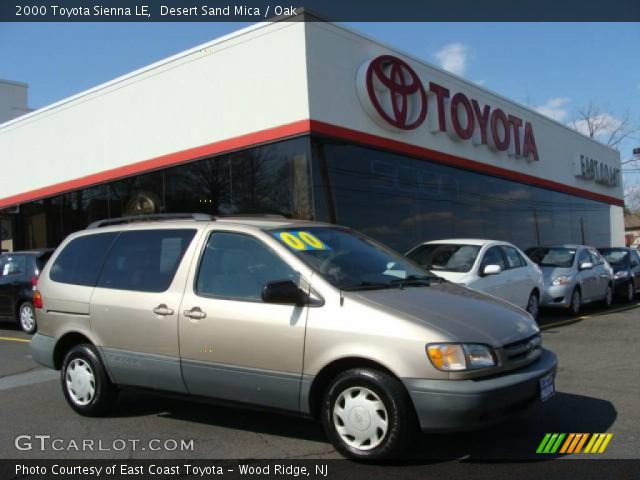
[
  {"xmin": 18, "ymin": 302, "xmax": 36, "ymax": 334},
  {"xmin": 321, "ymin": 368, "xmax": 413, "ymax": 460},
  {"xmin": 61, "ymin": 344, "xmax": 117, "ymax": 417}
]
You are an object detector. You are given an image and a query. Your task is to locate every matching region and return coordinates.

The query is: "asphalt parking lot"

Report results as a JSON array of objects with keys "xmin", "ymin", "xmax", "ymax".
[{"xmin": 0, "ymin": 303, "xmax": 638, "ymax": 461}]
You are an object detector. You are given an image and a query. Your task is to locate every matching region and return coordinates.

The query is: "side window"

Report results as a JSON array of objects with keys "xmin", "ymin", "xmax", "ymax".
[
  {"xmin": 196, "ymin": 232, "xmax": 297, "ymax": 301},
  {"xmin": 50, "ymin": 233, "xmax": 117, "ymax": 286},
  {"xmin": 501, "ymin": 246, "xmax": 526, "ymax": 269},
  {"xmin": 577, "ymin": 249, "xmax": 591, "ymax": 266},
  {"xmin": 96, "ymin": 229, "xmax": 196, "ymax": 293},
  {"xmin": 588, "ymin": 249, "xmax": 604, "ymax": 265},
  {"xmin": 480, "ymin": 246, "xmax": 507, "ymax": 271},
  {"xmin": 0, "ymin": 255, "xmax": 25, "ymax": 276}
]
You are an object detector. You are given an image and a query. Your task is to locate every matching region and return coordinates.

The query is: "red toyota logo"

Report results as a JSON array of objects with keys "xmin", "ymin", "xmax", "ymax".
[{"xmin": 362, "ymin": 55, "xmax": 428, "ymax": 130}]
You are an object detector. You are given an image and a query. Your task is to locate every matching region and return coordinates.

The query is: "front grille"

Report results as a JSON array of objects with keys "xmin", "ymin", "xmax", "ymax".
[{"xmin": 503, "ymin": 334, "xmax": 542, "ymax": 363}]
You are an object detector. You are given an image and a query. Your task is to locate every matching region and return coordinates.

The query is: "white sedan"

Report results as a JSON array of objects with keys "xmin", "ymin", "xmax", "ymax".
[{"xmin": 406, "ymin": 239, "xmax": 544, "ymax": 321}]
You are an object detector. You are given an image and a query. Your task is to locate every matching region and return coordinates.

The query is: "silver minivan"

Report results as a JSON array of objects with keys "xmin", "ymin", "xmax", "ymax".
[{"xmin": 31, "ymin": 214, "xmax": 557, "ymax": 460}]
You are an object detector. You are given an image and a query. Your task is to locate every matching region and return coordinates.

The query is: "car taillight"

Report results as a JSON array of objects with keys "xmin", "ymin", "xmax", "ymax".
[
  {"xmin": 33, "ymin": 277, "xmax": 43, "ymax": 309},
  {"xmin": 33, "ymin": 290, "xmax": 43, "ymax": 309}
]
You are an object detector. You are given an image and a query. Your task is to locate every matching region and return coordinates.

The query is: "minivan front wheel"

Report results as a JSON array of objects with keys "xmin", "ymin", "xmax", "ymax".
[
  {"xmin": 321, "ymin": 368, "xmax": 413, "ymax": 460},
  {"xmin": 61, "ymin": 344, "xmax": 117, "ymax": 417},
  {"xmin": 18, "ymin": 302, "xmax": 36, "ymax": 334}
]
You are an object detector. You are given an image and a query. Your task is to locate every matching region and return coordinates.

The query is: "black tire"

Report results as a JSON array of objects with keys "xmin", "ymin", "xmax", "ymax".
[
  {"xmin": 525, "ymin": 291, "xmax": 540, "ymax": 322},
  {"xmin": 568, "ymin": 287, "xmax": 581, "ymax": 316},
  {"xmin": 602, "ymin": 283, "xmax": 613, "ymax": 309},
  {"xmin": 17, "ymin": 301, "xmax": 37, "ymax": 334},
  {"xmin": 61, "ymin": 344, "xmax": 117, "ymax": 417},
  {"xmin": 321, "ymin": 368, "xmax": 414, "ymax": 461}
]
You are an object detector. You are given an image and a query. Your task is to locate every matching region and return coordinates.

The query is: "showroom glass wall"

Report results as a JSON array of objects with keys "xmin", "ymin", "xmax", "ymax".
[
  {"xmin": 310, "ymin": 138, "xmax": 611, "ymax": 253},
  {"xmin": 1, "ymin": 137, "xmax": 313, "ymax": 250},
  {"xmin": 0, "ymin": 134, "xmax": 612, "ymax": 252}
]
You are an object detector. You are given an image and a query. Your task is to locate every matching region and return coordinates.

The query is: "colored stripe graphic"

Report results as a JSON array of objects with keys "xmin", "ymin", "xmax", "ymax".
[{"xmin": 538, "ymin": 433, "xmax": 612, "ymax": 454}]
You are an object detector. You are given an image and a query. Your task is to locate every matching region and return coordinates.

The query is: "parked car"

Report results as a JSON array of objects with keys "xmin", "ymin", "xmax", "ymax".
[
  {"xmin": 31, "ymin": 214, "xmax": 556, "ymax": 461},
  {"xmin": 597, "ymin": 247, "xmax": 640, "ymax": 302},
  {"xmin": 525, "ymin": 245, "xmax": 613, "ymax": 315},
  {"xmin": 406, "ymin": 239, "xmax": 544, "ymax": 321},
  {"xmin": 0, "ymin": 249, "xmax": 53, "ymax": 333}
]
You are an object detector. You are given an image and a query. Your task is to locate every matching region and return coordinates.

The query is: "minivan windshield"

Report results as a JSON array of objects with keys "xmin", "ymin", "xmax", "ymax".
[
  {"xmin": 269, "ymin": 227, "xmax": 436, "ymax": 291},
  {"xmin": 598, "ymin": 248, "xmax": 628, "ymax": 266},
  {"xmin": 407, "ymin": 244, "xmax": 481, "ymax": 273},
  {"xmin": 525, "ymin": 247, "xmax": 576, "ymax": 268}
]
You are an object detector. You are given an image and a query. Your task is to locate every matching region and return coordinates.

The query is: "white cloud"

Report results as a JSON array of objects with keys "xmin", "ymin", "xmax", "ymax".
[
  {"xmin": 534, "ymin": 97, "xmax": 572, "ymax": 122},
  {"xmin": 435, "ymin": 43, "xmax": 468, "ymax": 76},
  {"xmin": 572, "ymin": 113, "xmax": 623, "ymax": 138}
]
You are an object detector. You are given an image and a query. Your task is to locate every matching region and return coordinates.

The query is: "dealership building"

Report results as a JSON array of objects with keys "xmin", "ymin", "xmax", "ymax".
[{"xmin": 0, "ymin": 17, "xmax": 624, "ymax": 254}]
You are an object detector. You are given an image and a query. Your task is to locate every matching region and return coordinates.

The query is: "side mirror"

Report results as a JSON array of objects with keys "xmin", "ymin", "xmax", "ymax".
[
  {"xmin": 579, "ymin": 261, "xmax": 594, "ymax": 271},
  {"xmin": 482, "ymin": 264, "xmax": 502, "ymax": 276},
  {"xmin": 262, "ymin": 280, "xmax": 307, "ymax": 306}
]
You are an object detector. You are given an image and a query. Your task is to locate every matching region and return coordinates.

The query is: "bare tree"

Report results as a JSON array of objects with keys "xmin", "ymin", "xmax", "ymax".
[{"xmin": 569, "ymin": 102, "xmax": 638, "ymax": 151}]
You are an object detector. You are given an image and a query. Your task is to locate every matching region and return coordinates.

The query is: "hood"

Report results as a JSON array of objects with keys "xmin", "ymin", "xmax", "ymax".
[
  {"xmin": 610, "ymin": 263, "xmax": 628, "ymax": 273},
  {"xmin": 539, "ymin": 266, "xmax": 575, "ymax": 284},
  {"xmin": 345, "ymin": 283, "xmax": 538, "ymax": 347}
]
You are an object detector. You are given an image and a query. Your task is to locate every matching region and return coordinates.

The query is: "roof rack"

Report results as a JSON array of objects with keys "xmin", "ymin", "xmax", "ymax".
[
  {"xmin": 87, "ymin": 213, "xmax": 215, "ymax": 229},
  {"xmin": 216, "ymin": 214, "xmax": 288, "ymax": 220}
]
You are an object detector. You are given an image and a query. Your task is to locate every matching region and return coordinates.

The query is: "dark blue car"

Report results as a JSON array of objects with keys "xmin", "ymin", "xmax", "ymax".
[{"xmin": 598, "ymin": 247, "xmax": 640, "ymax": 302}]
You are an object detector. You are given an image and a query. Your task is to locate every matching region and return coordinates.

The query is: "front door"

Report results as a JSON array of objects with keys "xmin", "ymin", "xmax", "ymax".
[
  {"xmin": 90, "ymin": 228, "xmax": 199, "ymax": 393},
  {"xmin": 473, "ymin": 246, "xmax": 512, "ymax": 303},
  {"xmin": 179, "ymin": 230, "xmax": 307, "ymax": 412},
  {"xmin": 576, "ymin": 248, "xmax": 597, "ymax": 301}
]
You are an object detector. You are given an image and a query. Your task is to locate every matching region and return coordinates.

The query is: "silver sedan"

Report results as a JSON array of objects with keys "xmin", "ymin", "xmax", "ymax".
[{"xmin": 525, "ymin": 245, "xmax": 613, "ymax": 315}]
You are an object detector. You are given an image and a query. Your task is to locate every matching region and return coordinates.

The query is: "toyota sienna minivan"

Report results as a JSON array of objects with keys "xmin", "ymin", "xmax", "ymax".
[{"xmin": 31, "ymin": 214, "xmax": 557, "ymax": 460}]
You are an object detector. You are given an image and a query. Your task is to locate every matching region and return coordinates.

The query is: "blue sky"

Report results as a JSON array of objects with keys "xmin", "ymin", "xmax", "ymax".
[{"xmin": 1, "ymin": 22, "xmax": 639, "ymax": 188}]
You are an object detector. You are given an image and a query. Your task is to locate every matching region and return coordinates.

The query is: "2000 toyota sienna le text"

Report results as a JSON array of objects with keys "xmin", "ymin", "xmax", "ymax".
[{"xmin": 30, "ymin": 214, "xmax": 557, "ymax": 460}]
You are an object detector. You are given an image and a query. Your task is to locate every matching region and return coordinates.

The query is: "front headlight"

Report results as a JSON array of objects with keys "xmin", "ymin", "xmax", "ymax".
[
  {"xmin": 551, "ymin": 275, "xmax": 573, "ymax": 286},
  {"xmin": 426, "ymin": 343, "xmax": 496, "ymax": 371},
  {"xmin": 614, "ymin": 270, "xmax": 629, "ymax": 279}
]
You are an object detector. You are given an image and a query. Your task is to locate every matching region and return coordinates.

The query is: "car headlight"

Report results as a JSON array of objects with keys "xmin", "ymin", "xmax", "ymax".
[
  {"xmin": 614, "ymin": 270, "xmax": 629, "ymax": 279},
  {"xmin": 551, "ymin": 275, "xmax": 573, "ymax": 286},
  {"xmin": 426, "ymin": 343, "xmax": 496, "ymax": 371}
]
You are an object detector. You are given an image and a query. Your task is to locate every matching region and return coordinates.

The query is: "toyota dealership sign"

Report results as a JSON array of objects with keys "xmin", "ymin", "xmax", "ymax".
[{"xmin": 357, "ymin": 55, "xmax": 540, "ymax": 162}]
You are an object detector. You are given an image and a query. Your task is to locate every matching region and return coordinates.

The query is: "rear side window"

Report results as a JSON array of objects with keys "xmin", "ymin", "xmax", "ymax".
[
  {"xmin": 501, "ymin": 246, "xmax": 526, "ymax": 269},
  {"xmin": 50, "ymin": 233, "xmax": 117, "ymax": 286},
  {"xmin": 0, "ymin": 255, "xmax": 26, "ymax": 276},
  {"xmin": 96, "ymin": 229, "xmax": 196, "ymax": 293}
]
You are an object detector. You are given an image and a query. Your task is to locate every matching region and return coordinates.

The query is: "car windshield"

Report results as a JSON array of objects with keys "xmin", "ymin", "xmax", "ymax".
[
  {"xmin": 526, "ymin": 247, "xmax": 576, "ymax": 268},
  {"xmin": 598, "ymin": 248, "xmax": 628, "ymax": 266},
  {"xmin": 269, "ymin": 227, "xmax": 437, "ymax": 291},
  {"xmin": 407, "ymin": 244, "xmax": 481, "ymax": 273}
]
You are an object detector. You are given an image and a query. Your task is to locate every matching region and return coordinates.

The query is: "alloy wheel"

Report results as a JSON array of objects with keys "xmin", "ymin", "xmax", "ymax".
[{"xmin": 19, "ymin": 304, "xmax": 35, "ymax": 333}]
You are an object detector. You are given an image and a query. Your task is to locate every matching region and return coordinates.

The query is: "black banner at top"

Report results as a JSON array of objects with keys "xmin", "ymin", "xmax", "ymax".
[{"xmin": 2, "ymin": 0, "xmax": 640, "ymax": 22}]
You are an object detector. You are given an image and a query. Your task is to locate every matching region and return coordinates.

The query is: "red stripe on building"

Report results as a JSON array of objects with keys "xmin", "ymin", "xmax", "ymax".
[{"xmin": 0, "ymin": 118, "xmax": 624, "ymax": 209}]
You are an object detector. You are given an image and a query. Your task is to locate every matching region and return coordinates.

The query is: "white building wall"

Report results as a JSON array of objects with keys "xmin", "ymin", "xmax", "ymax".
[{"xmin": 0, "ymin": 21, "xmax": 309, "ymax": 203}]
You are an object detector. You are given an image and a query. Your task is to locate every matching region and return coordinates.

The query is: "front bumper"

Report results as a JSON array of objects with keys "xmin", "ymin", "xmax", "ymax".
[
  {"xmin": 540, "ymin": 284, "xmax": 574, "ymax": 308},
  {"xmin": 403, "ymin": 348, "xmax": 557, "ymax": 432},
  {"xmin": 30, "ymin": 333, "xmax": 56, "ymax": 369},
  {"xmin": 613, "ymin": 277, "xmax": 631, "ymax": 295}
]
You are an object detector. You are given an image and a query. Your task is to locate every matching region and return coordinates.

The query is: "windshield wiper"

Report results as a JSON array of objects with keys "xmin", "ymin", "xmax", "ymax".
[
  {"xmin": 390, "ymin": 275, "xmax": 444, "ymax": 289},
  {"xmin": 342, "ymin": 281, "xmax": 395, "ymax": 291}
]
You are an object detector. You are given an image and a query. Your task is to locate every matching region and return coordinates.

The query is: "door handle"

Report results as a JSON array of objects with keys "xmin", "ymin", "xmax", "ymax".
[
  {"xmin": 153, "ymin": 304, "xmax": 174, "ymax": 316},
  {"xmin": 183, "ymin": 307, "xmax": 207, "ymax": 320}
]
